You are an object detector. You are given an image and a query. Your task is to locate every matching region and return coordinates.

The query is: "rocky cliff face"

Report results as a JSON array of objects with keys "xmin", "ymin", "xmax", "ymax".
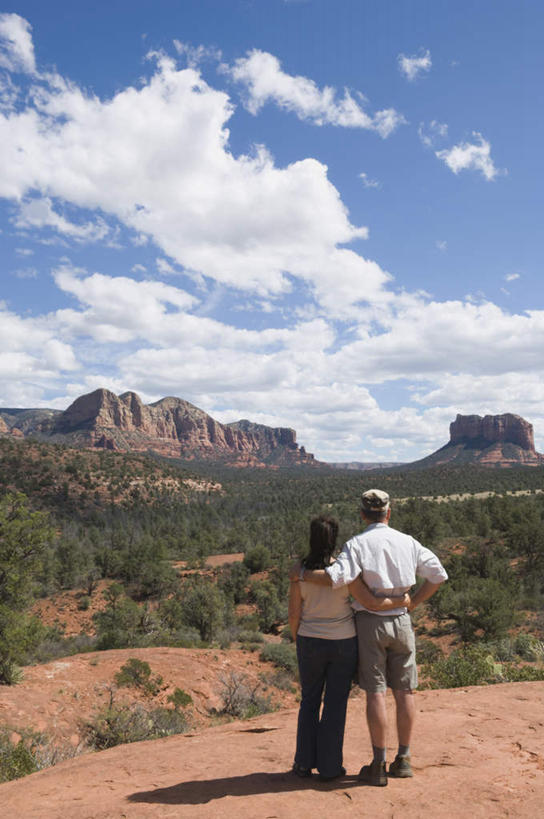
[
  {"xmin": 414, "ymin": 413, "xmax": 544, "ymax": 468},
  {"xmin": 450, "ymin": 413, "xmax": 535, "ymax": 450},
  {"xmin": 46, "ymin": 388, "xmax": 316, "ymax": 466}
]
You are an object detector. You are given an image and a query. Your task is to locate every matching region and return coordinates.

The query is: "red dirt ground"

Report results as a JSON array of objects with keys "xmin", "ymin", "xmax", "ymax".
[{"xmin": 1, "ymin": 681, "xmax": 543, "ymax": 818}]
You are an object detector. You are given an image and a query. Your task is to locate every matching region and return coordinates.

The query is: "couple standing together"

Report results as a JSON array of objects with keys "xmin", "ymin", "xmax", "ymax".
[{"xmin": 288, "ymin": 489, "xmax": 448, "ymax": 786}]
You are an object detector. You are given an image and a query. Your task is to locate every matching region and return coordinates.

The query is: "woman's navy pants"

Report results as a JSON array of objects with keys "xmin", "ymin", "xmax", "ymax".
[{"xmin": 295, "ymin": 634, "xmax": 358, "ymax": 777}]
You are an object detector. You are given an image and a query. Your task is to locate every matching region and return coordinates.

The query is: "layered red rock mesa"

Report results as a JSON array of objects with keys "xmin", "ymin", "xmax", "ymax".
[
  {"xmin": 51, "ymin": 389, "xmax": 315, "ymax": 465},
  {"xmin": 450, "ymin": 413, "xmax": 535, "ymax": 450}
]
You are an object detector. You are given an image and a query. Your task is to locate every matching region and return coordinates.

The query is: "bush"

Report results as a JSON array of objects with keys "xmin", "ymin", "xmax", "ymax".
[
  {"xmin": 260, "ymin": 643, "xmax": 298, "ymax": 677},
  {"xmin": 260, "ymin": 669, "xmax": 296, "ymax": 693},
  {"xmin": 82, "ymin": 693, "xmax": 188, "ymax": 750},
  {"xmin": 243, "ymin": 545, "xmax": 271, "ymax": 574},
  {"xmin": 238, "ymin": 630, "xmax": 265, "ymax": 644},
  {"xmin": 500, "ymin": 664, "xmax": 544, "ymax": 682},
  {"xmin": 487, "ymin": 638, "xmax": 517, "ymax": 662},
  {"xmin": 219, "ymin": 563, "xmax": 250, "ymax": 604},
  {"xmin": 249, "ymin": 581, "xmax": 283, "ymax": 632},
  {"xmin": 93, "ymin": 586, "xmax": 150, "ymax": 650},
  {"xmin": 423, "ymin": 645, "xmax": 497, "ymax": 688},
  {"xmin": 280, "ymin": 625, "xmax": 294, "ymax": 642},
  {"xmin": 30, "ymin": 632, "xmax": 96, "ymax": 664},
  {"xmin": 0, "ymin": 731, "xmax": 37, "ymax": 782},
  {"xmin": 215, "ymin": 626, "xmax": 239, "ymax": 649},
  {"xmin": 0, "ymin": 606, "xmax": 47, "ymax": 685},
  {"xmin": 0, "ymin": 658, "xmax": 23, "ymax": 686},
  {"xmin": 416, "ymin": 638, "xmax": 443, "ymax": 665},
  {"xmin": 83, "ymin": 700, "xmax": 155, "ymax": 749},
  {"xmin": 514, "ymin": 633, "xmax": 544, "ymax": 661},
  {"xmin": 146, "ymin": 707, "xmax": 189, "ymax": 737},
  {"xmin": 167, "ymin": 687, "xmax": 193, "ymax": 710},
  {"xmin": 114, "ymin": 658, "xmax": 164, "ymax": 697},
  {"xmin": 218, "ymin": 671, "xmax": 274, "ymax": 719},
  {"xmin": 430, "ymin": 577, "xmax": 516, "ymax": 642},
  {"xmin": 176, "ymin": 577, "xmax": 232, "ymax": 642}
]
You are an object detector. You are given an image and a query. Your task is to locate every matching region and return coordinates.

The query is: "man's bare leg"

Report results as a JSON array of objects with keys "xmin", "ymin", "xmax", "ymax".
[
  {"xmin": 392, "ymin": 688, "xmax": 415, "ymax": 747},
  {"xmin": 358, "ymin": 690, "xmax": 388, "ymax": 785},
  {"xmin": 365, "ymin": 691, "xmax": 387, "ymax": 749}
]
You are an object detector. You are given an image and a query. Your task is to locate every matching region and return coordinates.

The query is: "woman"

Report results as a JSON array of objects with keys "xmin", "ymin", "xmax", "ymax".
[{"xmin": 289, "ymin": 515, "xmax": 408, "ymax": 781}]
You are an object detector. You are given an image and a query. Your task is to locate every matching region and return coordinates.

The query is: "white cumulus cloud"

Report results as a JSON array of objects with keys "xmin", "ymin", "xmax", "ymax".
[
  {"xmin": 435, "ymin": 133, "xmax": 502, "ymax": 180},
  {"xmin": 398, "ymin": 49, "xmax": 431, "ymax": 81},
  {"xmin": 0, "ymin": 13, "xmax": 35, "ymax": 73},
  {"xmin": 15, "ymin": 197, "xmax": 111, "ymax": 242},
  {"xmin": 0, "ymin": 41, "xmax": 390, "ymax": 315},
  {"xmin": 224, "ymin": 49, "xmax": 405, "ymax": 137}
]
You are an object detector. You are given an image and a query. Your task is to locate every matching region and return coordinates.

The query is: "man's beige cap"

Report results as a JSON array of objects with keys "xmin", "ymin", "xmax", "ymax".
[{"xmin": 361, "ymin": 489, "xmax": 390, "ymax": 512}]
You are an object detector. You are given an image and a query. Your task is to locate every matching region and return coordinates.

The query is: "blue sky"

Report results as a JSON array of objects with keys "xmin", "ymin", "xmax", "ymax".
[{"xmin": 1, "ymin": 0, "xmax": 544, "ymax": 462}]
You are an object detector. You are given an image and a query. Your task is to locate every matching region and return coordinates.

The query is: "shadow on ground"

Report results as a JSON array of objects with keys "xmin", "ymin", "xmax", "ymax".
[{"xmin": 128, "ymin": 771, "xmax": 364, "ymax": 805}]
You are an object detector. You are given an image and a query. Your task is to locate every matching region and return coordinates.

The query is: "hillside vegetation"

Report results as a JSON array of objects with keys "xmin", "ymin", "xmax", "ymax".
[{"xmin": 1, "ymin": 437, "xmax": 544, "ymax": 773}]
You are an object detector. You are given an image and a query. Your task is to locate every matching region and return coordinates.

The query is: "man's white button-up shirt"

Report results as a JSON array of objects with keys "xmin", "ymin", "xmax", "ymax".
[{"xmin": 326, "ymin": 522, "xmax": 448, "ymax": 615}]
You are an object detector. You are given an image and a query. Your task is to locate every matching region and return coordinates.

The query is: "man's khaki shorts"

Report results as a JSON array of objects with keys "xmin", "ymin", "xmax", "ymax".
[{"xmin": 355, "ymin": 611, "xmax": 417, "ymax": 692}]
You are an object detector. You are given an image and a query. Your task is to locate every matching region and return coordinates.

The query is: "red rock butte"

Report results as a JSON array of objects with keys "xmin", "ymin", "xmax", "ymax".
[
  {"xmin": 412, "ymin": 413, "xmax": 544, "ymax": 468},
  {"xmin": 0, "ymin": 388, "xmax": 316, "ymax": 467}
]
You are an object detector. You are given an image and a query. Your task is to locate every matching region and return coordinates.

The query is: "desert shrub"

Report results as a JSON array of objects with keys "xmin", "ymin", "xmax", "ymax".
[
  {"xmin": 114, "ymin": 658, "xmax": 164, "ymax": 697},
  {"xmin": 0, "ymin": 606, "xmax": 48, "ymax": 685},
  {"xmin": 147, "ymin": 707, "xmax": 189, "ymax": 736},
  {"xmin": 415, "ymin": 638, "xmax": 443, "ymax": 664},
  {"xmin": 260, "ymin": 669, "xmax": 296, "ymax": 693},
  {"xmin": 430, "ymin": 577, "xmax": 516, "ymax": 642},
  {"xmin": 83, "ymin": 701, "xmax": 155, "ymax": 749},
  {"xmin": 238, "ymin": 630, "xmax": 265, "ymax": 644},
  {"xmin": 0, "ymin": 657, "xmax": 23, "ymax": 686},
  {"xmin": 260, "ymin": 643, "xmax": 298, "ymax": 677},
  {"xmin": 237, "ymin": 612, "xmax": 261, "ymax": 632},
  {"xmin": 249, "ymin": 580, "xmax": 284, "ymax": 632},
  {"xmin": 423, "ymin": 645, "xmax": 497, "ymax": 689},
  {"xmin": 218, "ymin": 562, "xmax": 250, "ymax": 604},
  {"xmin": 514, "ymin": 633, "xmax": 544, "ymax": 661},
  {"xmin": 165, "ymin": 628, "xmax": 204, "ymax": 648},
  {"xmin": 82, "ymin": 694, "xmax": 188, "ymax": 750},
  {"xmin": 215, "ymin": 626, "xmax": 239, "ymax": 649},
  {"xmin": 167, "ymin": 687, "xmax": 193, "ymax": 710},
  {"xmin": 77, "ymin": 595, "xmax": 91, "ymax": 611},
  {"xmin": 176, "ymin": 577, "xmax": 233, "ymax": 642},
  {"xmin": 0, "ymin": 731, "xmax": 37, "ymax": 781},
  {"xmin": 218, "ymin": 671, "xmax": 274, "ymax": 719},
  {"xmin": 243, "ymin": 545, "xmax": 271, "ymax": 574},
  {"xmin": 93, "ymin": 586, "xmax": 158, "ymax": 650},
  {"xmin": 0, "ymin": 493, "xmax": 53, "ymax": 684},
  {"xmin": 486, "ymin": 638, "xmax": 517, "ymax": 662},
  {"xmin": 500, "ymin": 664, "xmax": 544, "ymax": 682}
]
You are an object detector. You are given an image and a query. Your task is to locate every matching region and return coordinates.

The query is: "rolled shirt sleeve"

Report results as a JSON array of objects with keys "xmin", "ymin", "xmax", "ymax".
[
  {"xmin": 415, "ymin": 543, "xmax": 448, "ymax": 584},
  {"xmin": 325, "ymin": 541, "xmax": 362, "ymax": 588}
]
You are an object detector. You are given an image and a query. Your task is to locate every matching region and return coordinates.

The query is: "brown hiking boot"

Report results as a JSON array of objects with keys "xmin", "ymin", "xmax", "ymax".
[
  {"xmin": 358, "ymin": 759, "xmax": 387, "ymax": 787},
  {"xmin": 388, "ymin": 755, "xmax": 413, "ymax": 778}
]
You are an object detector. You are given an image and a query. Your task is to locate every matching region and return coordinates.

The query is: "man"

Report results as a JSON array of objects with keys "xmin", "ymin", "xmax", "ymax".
[{"xmin": 292, "ymin": 489, "xmax": 447, "ymax": 786}]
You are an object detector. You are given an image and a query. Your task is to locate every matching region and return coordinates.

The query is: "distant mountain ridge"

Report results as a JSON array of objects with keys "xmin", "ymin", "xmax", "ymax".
[
  {"xmin": 0, "ymin": 388, "xmax": 316, "ymax": 467},
  {"xmin": 327, "ymin": 461, "xmax": 403, "ymax": 471},
  {"xmin": 1, "ymin": 398, "xmax": 541, "ymax": 469},
  {"xmin": 411, "ymin": 413, "xmax": 544, "ymax": 468}
]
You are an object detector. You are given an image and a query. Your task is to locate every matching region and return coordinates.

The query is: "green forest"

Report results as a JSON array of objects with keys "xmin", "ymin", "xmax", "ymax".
[{"xmin": 1, "ymin": 436, "xmax": 544, "ymax": 689}]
